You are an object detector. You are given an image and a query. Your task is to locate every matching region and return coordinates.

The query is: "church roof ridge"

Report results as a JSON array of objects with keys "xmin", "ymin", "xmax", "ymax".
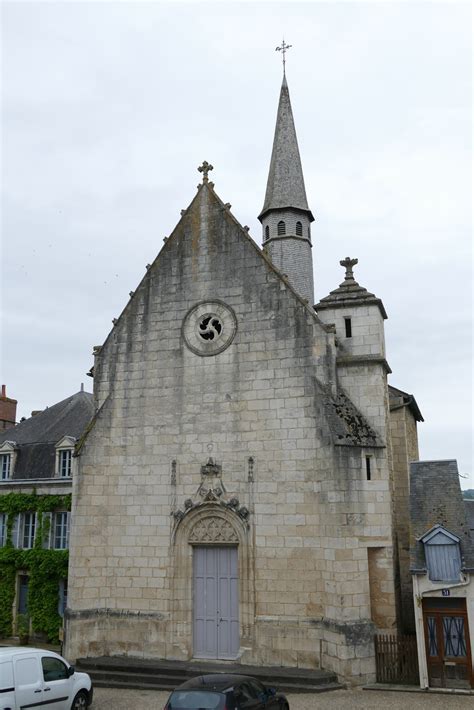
[
  {"xmin": 258, "ymin": 75, "xmax": 313, "ymax": 222},
  {"xmin": 96, "ymin": 167, "xmax": 331, "ymax": 356}
]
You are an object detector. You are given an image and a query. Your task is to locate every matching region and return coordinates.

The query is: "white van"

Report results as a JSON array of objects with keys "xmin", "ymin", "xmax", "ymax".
[{"xmin": 0, "ymin": 647, "xmax": 93, "ymax": 710}]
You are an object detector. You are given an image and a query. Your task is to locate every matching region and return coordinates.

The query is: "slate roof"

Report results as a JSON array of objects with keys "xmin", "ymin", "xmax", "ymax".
[
  {"xmin": 259, "ymin": 75, "xmax": 313, "ymax": 221},
  {"xmin": 315, "ymin": 264, "xmax": 387, "ymax": 319},
  {"xmin": 465, "ymin": 499, "xmax": 474, "ymax": 534},
  {"xmin": 0, "ymin": 390, "xmax": 94, "ymax": 480},
  {"xmin": 409, "ymin": 460, "xmax": 474, "ymax": 572},
  {"xmin": 388, "ymin": 385, "xmax": 424, "ymax": 422}
]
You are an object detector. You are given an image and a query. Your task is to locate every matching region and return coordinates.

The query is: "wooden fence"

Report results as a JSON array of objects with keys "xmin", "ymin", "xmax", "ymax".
[{"xmin": 374, "ymin": 634, "xmax": 419, "ymax": 685}]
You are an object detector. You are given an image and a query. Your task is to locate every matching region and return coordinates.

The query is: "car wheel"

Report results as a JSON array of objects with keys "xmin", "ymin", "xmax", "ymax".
[
  {"xmin": 280, "ymin": 702, "xmax": 289, "ymax": 710},
  {"xmin": 71, "ymin": 690, "xmax": 88, "ymax": 709}
]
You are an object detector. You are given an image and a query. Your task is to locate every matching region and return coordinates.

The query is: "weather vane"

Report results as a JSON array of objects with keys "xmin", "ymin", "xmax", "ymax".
[{"xmin": 276, "ymin": 39, "xmax": 292, "ymax": 75}]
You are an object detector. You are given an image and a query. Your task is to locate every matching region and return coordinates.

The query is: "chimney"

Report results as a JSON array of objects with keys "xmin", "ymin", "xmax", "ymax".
[{"xmin": 0, "ymin": 385, "xmax": 17, "ymax": 430}]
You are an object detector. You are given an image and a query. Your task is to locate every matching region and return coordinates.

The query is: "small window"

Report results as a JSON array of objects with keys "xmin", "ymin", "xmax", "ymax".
[
  {"xmin": 296, "ymin": 221, "xmax": 303, "ymax": 236},
  {"xmin": 0, "ymin": 513, "xmax": 7, "ymax": 546},
  {"xmin": 21, "ymin": 512, "xmax": 36, "ymax": 549},
  {"xmin": 365, "ymin": 456, "xmax": 372, "ymax": 481},
  {"xmin": 58, "ymin": 578, "xmax": 68, "ymax": 617},
  {"xmin": 59, "ymin": 449, "xmax": 72, "ymax": 477},
  {"xmin": 264, "ymin": 225, "xmax": 269, "ymax": 241},
  {"xmin": 0, "ymin": 453, "xmax": 11, "ymax": 480},
  {"xmin": 277, "ymin": 220, "xmax": 286, "ymax": 235},
  {"xmin": 344, "ymin": 317, "xmax": 352, "ymax": 338},
  {"xmin": 53, "ymin": 512, "xmax": 69, "ymax": 550}
]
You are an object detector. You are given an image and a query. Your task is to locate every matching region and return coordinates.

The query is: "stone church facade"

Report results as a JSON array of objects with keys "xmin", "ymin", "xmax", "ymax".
[{"xmin": 65, "ymin": 75, "xmax": 422, "ymax": 683}]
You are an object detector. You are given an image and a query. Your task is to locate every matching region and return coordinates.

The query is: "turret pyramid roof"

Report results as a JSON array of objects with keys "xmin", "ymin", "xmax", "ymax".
[{"xmin": 316, "ymin": 257, "xmax": 387, "ymax": 319}]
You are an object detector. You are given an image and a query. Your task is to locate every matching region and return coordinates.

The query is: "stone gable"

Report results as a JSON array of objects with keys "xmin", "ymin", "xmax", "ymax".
[{"xmin": 66, "ymin": 180, "xmax": 397, "ymax": 681}]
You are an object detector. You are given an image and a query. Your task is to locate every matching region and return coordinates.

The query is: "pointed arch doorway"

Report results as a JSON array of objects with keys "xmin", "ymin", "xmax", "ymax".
[
  {"xmin": 193, "ymin": 545, "xmax": 239, "ymax": 659},
  {"xmin": 171, "ymin": 504, "xmax": 254, "ymax": 663}
]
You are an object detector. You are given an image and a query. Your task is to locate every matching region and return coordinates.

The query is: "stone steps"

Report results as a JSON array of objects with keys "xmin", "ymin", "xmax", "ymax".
[{"xmin": 76, "ymin": 656, "xmax": 344, "ymax": 694}]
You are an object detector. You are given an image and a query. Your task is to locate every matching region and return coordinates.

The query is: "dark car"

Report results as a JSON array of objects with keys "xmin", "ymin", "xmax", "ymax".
[{"xmin": 163, "ymin": 673, "xmax": 289, "ymax": 710}]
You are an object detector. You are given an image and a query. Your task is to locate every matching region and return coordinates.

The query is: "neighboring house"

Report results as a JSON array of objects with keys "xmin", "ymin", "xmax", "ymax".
[
  {"xmin": 0, "ymin": 388, "xmax": 94, "ymax": 641},
  {"xmin": 410, "ymin": 460, "xmax": 474, "ymax": 689},
  {"xmin": 64, "ymin": 72, "xmax": 424, "ymax": 685}
]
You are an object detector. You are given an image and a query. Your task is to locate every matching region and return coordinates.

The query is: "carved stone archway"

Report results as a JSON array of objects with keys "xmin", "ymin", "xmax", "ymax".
[{"xmin": 168, "ymin": 504, "xmax": 255, "ymax": 661}]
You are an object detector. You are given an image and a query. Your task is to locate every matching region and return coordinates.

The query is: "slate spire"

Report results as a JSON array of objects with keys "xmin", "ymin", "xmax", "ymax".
[
  {"xmin": 259, "ymin": 74, "xmax": 315, "ymax": 304},
  {"xmin": 259, "ymin": 75, "xmax": 313, "ymax": 221}
]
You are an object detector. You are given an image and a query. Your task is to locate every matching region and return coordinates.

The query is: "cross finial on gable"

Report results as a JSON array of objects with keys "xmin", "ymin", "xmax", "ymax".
[
  {"xmin": 198, "ymin": 161, "xmax": 214, "ymax": 183},
  {"xmin": 340, "ymin": 256, "xmax": 358, "ymax": 281},
  {"xmin": 276, "ymin": 39, "xmax": 292, "ymax": 75}
]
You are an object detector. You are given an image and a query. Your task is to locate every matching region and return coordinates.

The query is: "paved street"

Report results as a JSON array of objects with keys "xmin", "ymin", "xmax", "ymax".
[{"xmin": 92, "ymin": 686, "xmax": 473, "ymax": 709}]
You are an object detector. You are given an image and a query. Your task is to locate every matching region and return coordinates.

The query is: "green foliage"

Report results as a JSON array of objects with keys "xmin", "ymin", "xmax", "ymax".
[
  {"xmin": 463, "ymin": 489, "xmax": 474, "ymax": 500},
  {"xmin": 16, "ymin": 612, "xmax": 30, "ymax": 639},
  {"xmin": 0, "ymin": 562, "xmax": 16, "ymax": 637},
  {"xmin": 0, "ymin": 492, "xmax": 71, "ymax": 641}
]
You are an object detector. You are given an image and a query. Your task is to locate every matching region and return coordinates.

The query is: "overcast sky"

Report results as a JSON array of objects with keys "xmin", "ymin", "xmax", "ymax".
[{"xmin": 1, "ymin": 1, "xmax": 472, "ymax": 487}]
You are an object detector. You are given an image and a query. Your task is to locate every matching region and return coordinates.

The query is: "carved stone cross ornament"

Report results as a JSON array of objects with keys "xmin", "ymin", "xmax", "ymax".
[
  {"xmin": 198, "ymin": 161, "xmax": 214, "ymax": 182},
  {"xmin": 340, "ymin": 256, "xmax": 358, "ymax": 281}
]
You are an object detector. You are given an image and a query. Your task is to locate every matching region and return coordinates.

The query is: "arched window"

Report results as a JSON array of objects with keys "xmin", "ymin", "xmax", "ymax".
[
  {"xmin": 277, "ymin": 220, "xmax": 286, "ymax": 235},
  {"xmin": 296, "ymin": 221, "xmax": 303, "ymax": 236},
  {"xmin": 265, "ymin": 225, "xmax": 269, "ymax": 241}
]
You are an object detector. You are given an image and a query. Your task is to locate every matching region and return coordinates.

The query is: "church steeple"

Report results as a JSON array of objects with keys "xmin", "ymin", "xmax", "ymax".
[{"xmin": 259, "ymin": 74, "xmax": 315, "ymax": 304}]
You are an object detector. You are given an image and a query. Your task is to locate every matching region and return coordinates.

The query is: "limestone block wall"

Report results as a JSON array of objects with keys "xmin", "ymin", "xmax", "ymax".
[
  {"xmin": 320, "ymin": 304, "xmax": 386, "ymax": 361},
  {"xmin": 390, "ymin": 405, "xmax": 420, "ymax": 632},
  {"xmin": 336, "ymin": 363, "xmax": 389, "ymax": 441},
  {"xmin": 65, "ymin": 184, "xmax": 395, "ymax": 684}
]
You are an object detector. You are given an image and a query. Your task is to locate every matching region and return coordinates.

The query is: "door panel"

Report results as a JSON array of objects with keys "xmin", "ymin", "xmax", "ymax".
[
  {"xmin": 193, "ymin": 545, "xmax": 239, "ymax": 659},
  {"xmin": 422, "ymin": 599, "xmax": 473, "ymax": 689},
  {"xmin": 41, "ymin": 655, "xmax": 73, "ymax": 708},
  {"xmin": 13, "ymin": 655, "xmax": 43, "ymax": 708}
]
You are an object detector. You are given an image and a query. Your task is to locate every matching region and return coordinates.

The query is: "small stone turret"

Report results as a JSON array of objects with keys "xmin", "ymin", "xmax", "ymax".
[
  {"xmin": 259, "ymin": 75, "xmax": 315, "ymax": 304},
  {"xmin": 315, "ymin": 258, "xmax": 390, "ymax": 438}
]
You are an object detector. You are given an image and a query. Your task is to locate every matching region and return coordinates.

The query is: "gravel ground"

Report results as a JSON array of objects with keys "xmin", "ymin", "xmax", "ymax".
[{"xmin": 91, "ymin": 686, "xmax": 473, "ymax": 709}]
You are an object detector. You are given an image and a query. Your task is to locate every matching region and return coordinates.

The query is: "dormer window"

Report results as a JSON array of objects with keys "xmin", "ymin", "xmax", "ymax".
[
  {"xmin": 1, "ymin": 453, "xmax": 11, "ymax": 480},
  {"xmin": 277, "ymin": 220, "xmax": 286, "ymax": 235},
  {"xmin": 59, "ymin": 450, "xmax": 72, "ymax": 477},
  {"xmin": 421, "ymin": 526, "xmax": 462, "ymax": 582},
  {"xmin": 296, "ymin": 221, "xmax": 303, "ymax": 236},
  {"xmin": 0, "ymin": 441, "xmax": 15, "ymax": 480},
  {"xmin": 55, "ymin": 436, "xmax": 75, "ymax": 478}
]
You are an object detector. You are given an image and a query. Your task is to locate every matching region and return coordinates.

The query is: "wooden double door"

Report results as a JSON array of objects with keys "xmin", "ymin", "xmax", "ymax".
[
  {"xmin": 423, "ymin": 597, "xmax": 473, "ymax": 689},
  {"xmin": 193, "ymin": 546, "xmax": 239, "ymax": 659}
]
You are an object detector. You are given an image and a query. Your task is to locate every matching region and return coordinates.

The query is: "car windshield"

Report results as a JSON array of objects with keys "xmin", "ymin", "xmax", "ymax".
[{"xmin": 167, "ymin": 689, "xmax": 225, "ymax": 709}]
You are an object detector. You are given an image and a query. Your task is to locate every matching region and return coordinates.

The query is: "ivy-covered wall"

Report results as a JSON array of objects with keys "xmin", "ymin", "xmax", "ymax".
[{"xmin": 0, "ymin": 491, "xmax": 71, "ymax": 641}]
